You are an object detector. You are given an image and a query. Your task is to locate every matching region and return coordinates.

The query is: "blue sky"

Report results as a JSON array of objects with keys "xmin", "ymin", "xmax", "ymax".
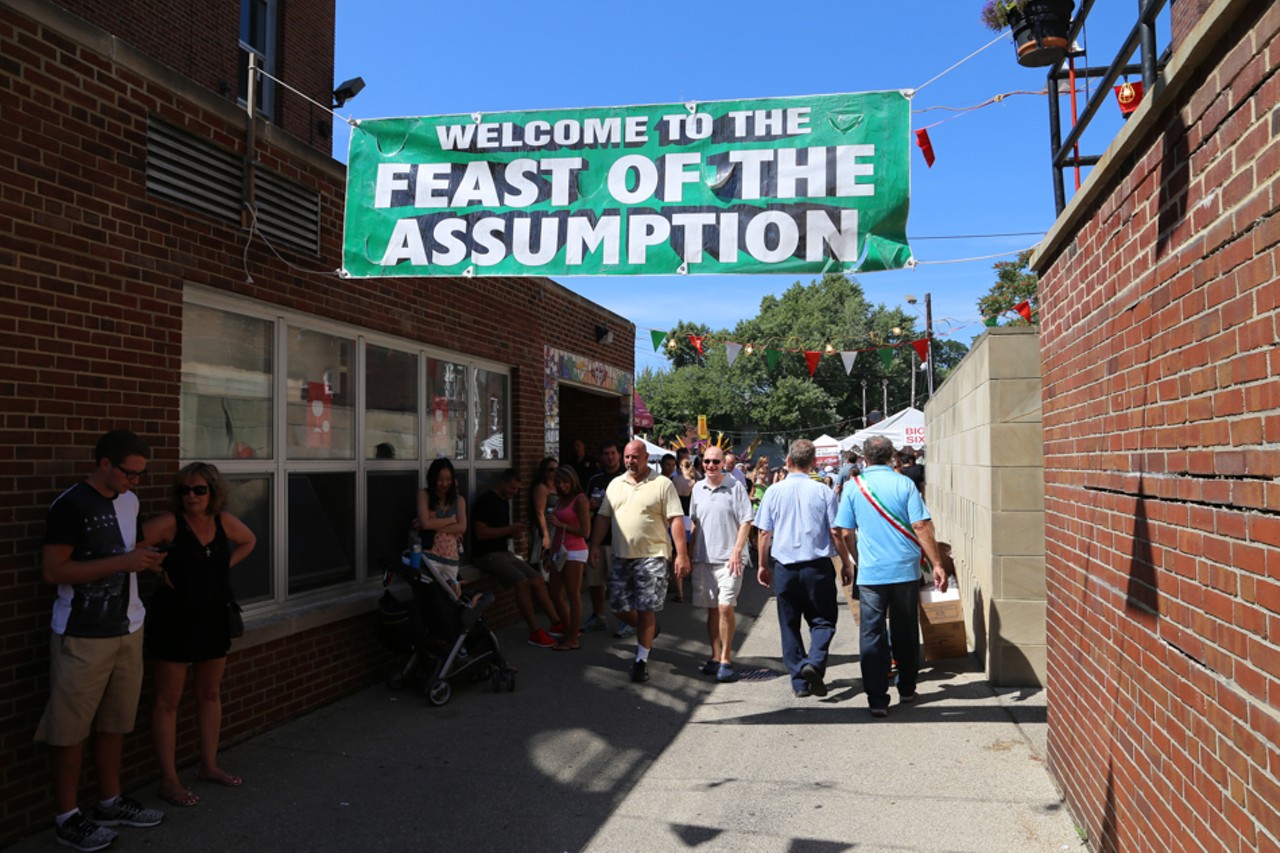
[{"xmin": 333, "ymin": 2, "xmax": 1157, "ymax": 373}]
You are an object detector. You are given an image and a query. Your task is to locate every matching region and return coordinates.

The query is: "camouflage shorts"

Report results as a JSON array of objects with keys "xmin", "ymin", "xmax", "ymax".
[{"xmin": 608, "ymin": 556, "xmax": 669, "ymax": 613}]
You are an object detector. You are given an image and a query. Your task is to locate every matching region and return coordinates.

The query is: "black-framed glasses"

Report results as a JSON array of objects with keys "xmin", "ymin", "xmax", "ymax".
[
  {"xmin": 703, "ymin": 459, "xmax": 723, "ymax": 466},
  {"xmin": 114, "ymin": 464, "xmax": 147, "ymax": 480},
  {"xmin": 177, "ymin": 485, "xmax": 210, "ymax": 496}
]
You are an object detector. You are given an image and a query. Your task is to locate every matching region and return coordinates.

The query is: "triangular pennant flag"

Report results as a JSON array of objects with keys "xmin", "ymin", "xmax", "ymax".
[
  {"xmin": 878, "ymin": 348, "xmax": 894, "ymax": 371},
  {"xmin": 650, "ymin": 330, "xmax": 667, "ymax": 351},
  {"xmin": 840, "ymin": 351, "xmax": 857, "ymax": 374},
  {"xmin": 915, "ymin": 128, "xmax": 936, "ymax": 168},
  {"xmin": 1013, "ymin": 300, "xmax": 1032, "ymax": 322},
  {"xmin": 911, "ymin": 339, "xmax": 930, "ymax": 362},
  {"xmin": 689, "ymin": 334, "xmax": 705, "ymax": 355},
  {"xmin": 765, "ymin": 348, "xmax": 781, "ymax": 371},
  {"xmin": 803, "ymin": 351, "xmax": 822, "ymax": 377},
  {"xmin": 725, "ymin": 342, "xmax": 742, "ymax": 366}
]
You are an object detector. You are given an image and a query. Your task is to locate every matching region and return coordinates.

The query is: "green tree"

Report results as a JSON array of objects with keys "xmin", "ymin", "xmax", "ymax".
[
  {"xmin": 639, "ymin": 272, "xmax": 966, "ymax": 444},
  {"xmin": 977, "ymin": 249, "xmax": 1038, "ymax": 324}
]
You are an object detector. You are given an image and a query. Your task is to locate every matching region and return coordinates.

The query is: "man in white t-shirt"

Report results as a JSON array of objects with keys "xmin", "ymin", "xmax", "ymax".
[{"xmin": 38, "ymin": 430, "xmax": 168, "ymax": 851}]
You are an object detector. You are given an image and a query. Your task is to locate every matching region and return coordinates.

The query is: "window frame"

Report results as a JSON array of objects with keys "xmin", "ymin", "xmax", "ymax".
[
  {"xmin": 238, "ymin": 0, "xmax": 278, "ymax": 119},
  {"xmin": 182, "ymin": 286, "xmax": 512, "ymax": 613}
]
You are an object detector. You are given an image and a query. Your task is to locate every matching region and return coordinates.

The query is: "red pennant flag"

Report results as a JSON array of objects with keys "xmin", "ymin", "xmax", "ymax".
[
  {"xmin": 803, "ymin": 350, "xmax": 822, "ymax": 376},
  {"xmin": 1013, "ymin": 301, "xmax": 1032, "ymax": 322},
  {"xmin": 1114, "ymin": 80, "xmax": 1144, "ymax": 116},
  {"xmin": 689, "ymin": 334, "xmax": 705, "ymax": 355},
  {"xmin": 911, "ymin": 339, "xmax": 930, "ymax": 362},
  {"xmin": 915, "ymin": 128, "xmax": 935, "ymax": 168}
]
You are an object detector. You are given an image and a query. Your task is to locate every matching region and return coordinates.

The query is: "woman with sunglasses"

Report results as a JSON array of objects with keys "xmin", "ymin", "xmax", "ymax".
[{"xmin": 141, "ymin": 462, "xmax": 256, "ymax": 807}]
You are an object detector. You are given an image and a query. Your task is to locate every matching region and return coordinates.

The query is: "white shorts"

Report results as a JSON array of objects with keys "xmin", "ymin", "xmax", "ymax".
[
  {"xmin": 554, "ymin": 547, "xmax": 588, "ymax": 570},
  {"xmin": 692, "ymin": 561, "xmax": 742, "ymax": 608}
]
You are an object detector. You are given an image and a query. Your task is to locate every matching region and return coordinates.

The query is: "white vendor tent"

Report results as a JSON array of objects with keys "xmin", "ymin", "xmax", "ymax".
[
  {"xmin": 812, "ymin": 434, "xmax": 842, "ymax": 469},
  {"xmin": 841, "ymin": 407, "xmax": 927, "ymax": 452},
  {"xmin": 633, "ymin": 436, "xmax": 673, "ymax": 463}
]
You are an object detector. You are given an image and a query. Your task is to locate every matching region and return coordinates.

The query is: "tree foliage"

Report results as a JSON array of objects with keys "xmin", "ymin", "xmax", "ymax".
[
  {"xmin": 977, "ymin": 249, "xmax": 1038, "ymax": 324},
  {"xmin": 638, "ymin": 272, "xmax": 968, "ymax": 444}
]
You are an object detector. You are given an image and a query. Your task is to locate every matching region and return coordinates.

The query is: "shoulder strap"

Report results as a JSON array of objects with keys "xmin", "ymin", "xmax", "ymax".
[{"xmin": 853, "ymin": 475, "xmax": 920, "ymax": 549}]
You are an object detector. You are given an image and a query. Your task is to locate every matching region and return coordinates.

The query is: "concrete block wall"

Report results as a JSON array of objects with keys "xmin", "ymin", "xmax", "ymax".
[
  {"xmin": 926, "ymin": 326, "xmax": 1046, "ymax": 687},
  {"xmin": 1033, "ymin": 0, "xmax": 1280, "ymax": 848}
]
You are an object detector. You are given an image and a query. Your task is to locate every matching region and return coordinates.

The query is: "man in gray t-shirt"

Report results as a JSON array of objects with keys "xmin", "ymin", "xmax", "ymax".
[{"xmin": 688, "ymin": 446, "xmax": 754, "ymax": 682}]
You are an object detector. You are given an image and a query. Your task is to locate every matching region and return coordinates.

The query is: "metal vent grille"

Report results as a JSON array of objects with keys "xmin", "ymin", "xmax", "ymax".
[
  {"xmin": 254, "ymin": 168, "xmax": 321, "ymax": 256},
  {"xmin": 145, "ymin": 117, "xmax": 241, "ymax": 223}
]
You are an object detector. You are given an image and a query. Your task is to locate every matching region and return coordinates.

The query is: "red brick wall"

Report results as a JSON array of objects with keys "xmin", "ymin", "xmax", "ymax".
[
  {"xmin": 0, "ymin": 0, "xmax": 632, "ymax": 843},
  {"xmin": 49, "ymin": 0, "xmax": 334, "ymax": 153},
  {"xmin": 1036, "ymin": 3, "xmax": 1280, "ymax": 850}
]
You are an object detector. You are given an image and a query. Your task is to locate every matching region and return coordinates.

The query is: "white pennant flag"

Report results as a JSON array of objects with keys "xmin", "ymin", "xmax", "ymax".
[
  {"xmin": 840, "ymin": 351, "xmax": 858, "ymax": 374},
  {"xmin": 725, "ymin": 342, "xmax": 743, "ymax": 366}
]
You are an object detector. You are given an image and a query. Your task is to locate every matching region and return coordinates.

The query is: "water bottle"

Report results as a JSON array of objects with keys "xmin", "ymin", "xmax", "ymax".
[{"xmin": 409, "ymin": 543, "xmax": 423, "ymax": 570}]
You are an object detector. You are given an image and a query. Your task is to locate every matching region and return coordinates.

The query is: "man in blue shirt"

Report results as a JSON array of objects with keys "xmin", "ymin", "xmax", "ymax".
[
  {"xmin": 755, "ymin": 439, "xmax": 850, "ymax": 698},
  {"xmin": 835, "ymin": 435, "xmax": 947, "ymax": 718}
]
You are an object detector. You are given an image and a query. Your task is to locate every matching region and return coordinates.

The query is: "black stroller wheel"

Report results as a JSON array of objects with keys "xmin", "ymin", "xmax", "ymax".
[
  {"xmin": 503, "ymin": 669, "xmax": 517, "ymax": 692},
  {"xmin": 427, "ymin": 678, "xmax": 452, "ymax": 707},
  {"xmin": 387, "ymin": 671, "xmax": 407, "ymax": 691}
]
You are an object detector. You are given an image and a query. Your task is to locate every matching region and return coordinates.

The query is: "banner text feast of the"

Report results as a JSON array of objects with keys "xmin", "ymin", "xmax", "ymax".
[{"xmin": 342, "ymin": 91, "xmax": 913, "ymax": 278}]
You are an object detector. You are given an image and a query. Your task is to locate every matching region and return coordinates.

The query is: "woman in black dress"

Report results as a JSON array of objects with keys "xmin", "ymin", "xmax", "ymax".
[{"xmin": 142, "ymin": 462, "xmax": 255, "ymax": 807}]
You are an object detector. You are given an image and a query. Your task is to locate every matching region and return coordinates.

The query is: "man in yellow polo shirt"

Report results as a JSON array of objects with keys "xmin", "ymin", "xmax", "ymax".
[{"xmin": 589, "ymin": 439, "xmax": 691, "ymax": 683}]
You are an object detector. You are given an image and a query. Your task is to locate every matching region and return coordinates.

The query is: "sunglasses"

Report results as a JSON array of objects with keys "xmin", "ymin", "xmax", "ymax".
[
  {"xmin": 703, "ymin": 459, "xmax": 723, "ymax": 466},
  {"xmin": 177, "ymin": 485, "xmax": 210, "ymax": 496},
  {"xmin": 114, "ymin": 464, "xmax": 147, "ymax": 480}
]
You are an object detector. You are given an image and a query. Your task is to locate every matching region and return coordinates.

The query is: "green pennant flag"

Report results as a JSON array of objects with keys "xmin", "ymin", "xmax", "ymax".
[
  {"xmin": 651, "ymin": 330, "xmax": 667, "ymax": 351},
  {"xmin": 984, "ymin": 316, "xmax": 999, "ymax": 327},
  {"xmin": 765, "ymin": 349, "xmax": 781, "ymax": 371},
  {"xmin": 878, "ymin": 348, "xmax": 894, "ymax": 371}
]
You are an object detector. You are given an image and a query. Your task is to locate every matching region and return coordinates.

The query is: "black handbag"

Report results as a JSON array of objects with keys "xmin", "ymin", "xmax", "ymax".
[{"xmin": 227, "ymin": 599, "xmax": 244, "ymax": 639}]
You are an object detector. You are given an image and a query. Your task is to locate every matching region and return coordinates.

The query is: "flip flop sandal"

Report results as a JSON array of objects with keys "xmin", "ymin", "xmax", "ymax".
[
  {"xmin": 196, "ymin": 770, "xmax": 244, "ymax": 787},
  {"xmin": 159, "ymin": 788, "xmax": 200, "ymax": 807},
  {"xmin": 551, "ymin": 641, "xmax": 580, "ymax": 651}
]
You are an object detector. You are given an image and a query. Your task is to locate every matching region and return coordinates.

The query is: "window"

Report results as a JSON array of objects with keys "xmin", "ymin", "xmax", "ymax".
[
  {"xmin": 428, "ymin": 358, "xmax": 468, "ymax": 460},
  {"xmin": 474, "ymin": 369, "xmax": 509, "ymax": 460},
  {"xmin": 180, "ymin": 304, "xmax": 273, "ymax": 459},
  {"xmin": 238, "ymin": 0, "xmax": 276, "ymax": 117},
  {"xmin": 286, "ymin": 327, "xmax": 354, "ymax": 460},
  {"xmin": 180, "ymin": 291, "xmax": 511, "ymax": 611},
  {"xmin": 366, "ymin": 344, "xmax": 418, "ymax": 460}
]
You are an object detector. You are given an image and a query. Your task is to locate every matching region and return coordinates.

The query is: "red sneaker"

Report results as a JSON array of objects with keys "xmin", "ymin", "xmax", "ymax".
[{"xmin": 527, "ymin": 629, "xmax": 556, "ymax": 648}]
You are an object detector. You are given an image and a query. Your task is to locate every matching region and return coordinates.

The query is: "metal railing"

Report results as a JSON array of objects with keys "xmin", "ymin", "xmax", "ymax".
[{"xmin": 1048, "ymin": 0, "xmax": 1173, "ymax": 214}]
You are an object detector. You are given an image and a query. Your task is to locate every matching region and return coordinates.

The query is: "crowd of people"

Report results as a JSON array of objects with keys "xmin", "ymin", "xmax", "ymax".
[{"xmin": 34, "ymin": 428, "xmax": 934, "ymax": 852}]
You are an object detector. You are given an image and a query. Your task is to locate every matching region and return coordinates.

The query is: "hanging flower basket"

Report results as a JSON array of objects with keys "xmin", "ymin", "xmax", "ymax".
[{"xmin": 981, "ymin": 0, "xmax": 1075, "ymax": 68}]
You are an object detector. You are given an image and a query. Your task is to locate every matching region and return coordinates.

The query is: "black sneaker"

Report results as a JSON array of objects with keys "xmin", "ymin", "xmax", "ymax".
[
  {"xmin": 54, "ymin": 812, "xmax": 117, "ymax": 852},
  {"xmin": 630, "ymin": 660, "xmax": 649, "ymax": 683},
  {"xmin": 800, "ymin": 663, "xmax": 828, "ymax": 697},
  {"xmin": 793, "ymin": 686, "xmax": 812, "ymax": 698},
  {"xmin": 91, "ymin": 796, "xmax": 164, "ymax": 828}
]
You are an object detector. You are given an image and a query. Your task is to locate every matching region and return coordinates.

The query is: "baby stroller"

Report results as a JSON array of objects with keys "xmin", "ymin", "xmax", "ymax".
[{"xmin": 376, "ymin": 553, "xmax": 516, "ymax": 706}]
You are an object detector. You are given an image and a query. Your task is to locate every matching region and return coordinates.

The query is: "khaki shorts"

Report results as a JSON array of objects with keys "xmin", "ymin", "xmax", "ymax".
[
  {"xmin": 692, "ymin": 560, "xmax": 744, "ymax": 608},
  {"xmin": 34, "ymin": 630, "xmax": 144, "ymax": 746},
  {"xmin": 587, "ymin": 544, "xmax": 611, "ymax": 587}
]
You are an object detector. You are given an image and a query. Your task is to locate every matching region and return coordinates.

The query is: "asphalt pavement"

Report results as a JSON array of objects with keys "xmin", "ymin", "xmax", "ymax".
[{"xmin": 10, "ymin": 577, "xmax": 1083, "ymax": 852}]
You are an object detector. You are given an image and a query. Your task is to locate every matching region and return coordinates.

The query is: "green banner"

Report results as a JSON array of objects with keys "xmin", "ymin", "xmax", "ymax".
[{"xmin": 342, "ymin": 91, "xmax": 912, "ymax": 278}]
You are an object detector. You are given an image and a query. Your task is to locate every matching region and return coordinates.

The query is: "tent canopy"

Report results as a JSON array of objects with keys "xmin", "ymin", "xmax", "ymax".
[
  {"xmin": 812, "ymin": 433, "xmax": 841, "ymax": 468},
  {"xmin": 632, "ymin": 436, "xmax": 672, "ymax": 463},
  {"xmin": 841, "ymin": 407, "xmax": 926, "ymax": 452}
]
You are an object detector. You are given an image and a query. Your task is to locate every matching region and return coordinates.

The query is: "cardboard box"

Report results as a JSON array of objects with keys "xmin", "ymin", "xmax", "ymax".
[{"xmin": 919, "ymin": 583, "xmax": 967, "ymax": 661}]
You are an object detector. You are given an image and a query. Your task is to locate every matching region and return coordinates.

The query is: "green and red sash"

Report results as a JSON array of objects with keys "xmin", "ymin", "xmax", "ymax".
[{"xmin": 853, "ymin": 475, "xmax": 921, "ymax": 550}]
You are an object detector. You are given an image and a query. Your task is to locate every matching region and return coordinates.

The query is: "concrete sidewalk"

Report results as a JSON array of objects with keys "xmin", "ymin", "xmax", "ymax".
[{"xmin": 9, "ymin": 580, "xmax": 1083, "ymax": 852}]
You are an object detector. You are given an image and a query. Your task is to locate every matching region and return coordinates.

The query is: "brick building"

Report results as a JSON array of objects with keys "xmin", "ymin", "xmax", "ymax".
[
  {"xmin": 0, "ymin": 0, "xmax": 633, "ymax": 842},
  {"xmin": 1034, "ymin": 0, "xmax": 1280, "ymax": 849}
]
